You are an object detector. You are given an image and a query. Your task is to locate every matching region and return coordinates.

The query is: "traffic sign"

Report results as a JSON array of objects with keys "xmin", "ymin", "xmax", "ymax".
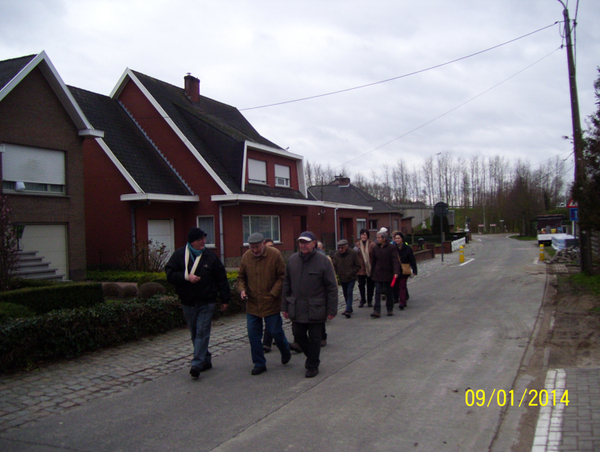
[
  {"xmin": 567, "ymin": 198, "xmax": 578, "ymax": 208},
  {"xmin": 570, "ymin": 208, "xmax": 579, "ymax": 221}
]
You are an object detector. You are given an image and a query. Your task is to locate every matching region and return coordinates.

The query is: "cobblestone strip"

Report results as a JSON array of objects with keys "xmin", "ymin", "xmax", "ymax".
[
  {"xmin": 555, "ymin": 368, "xmax": 600, "ymax": 452},
  {"xmin": 0, "ymin": 241, "xmax": 481, "ymax": 433}
]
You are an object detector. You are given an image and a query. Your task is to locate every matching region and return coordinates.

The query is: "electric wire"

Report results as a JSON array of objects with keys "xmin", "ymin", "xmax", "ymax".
[
  {"xmin": 332, "ymin": 47, "xmax": 563, "ymax": 169},
  {"xmin": 240, "ymin": 22, "xmax": 559, "ymax": 111}
]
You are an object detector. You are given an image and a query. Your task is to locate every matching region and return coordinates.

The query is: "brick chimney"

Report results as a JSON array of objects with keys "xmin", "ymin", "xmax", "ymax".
[
  {"xmin": 332, "ymin": 175, "xmax": 351, "ymax": 187},
  {"xmin": 184, "ymin": 73, "xmax": 200, "ymax": 102}
]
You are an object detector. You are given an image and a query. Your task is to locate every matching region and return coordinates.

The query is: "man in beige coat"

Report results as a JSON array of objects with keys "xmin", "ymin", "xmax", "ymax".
[{"xmin": 238, "ymin": 232, "xmax": 291, "ymax": 375}]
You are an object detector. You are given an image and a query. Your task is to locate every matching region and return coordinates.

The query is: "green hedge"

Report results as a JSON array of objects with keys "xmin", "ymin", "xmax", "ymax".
[
  {"xmin": 0, "ymin": 283, "xmax": 104, "ymax": 315},
  {"xmin": 86, "ymin": 270, "xmax": 167, "ymax": 284},
  {"xmin": 0, "ymin": 296, "xmax": 186, "ymax": 374}
]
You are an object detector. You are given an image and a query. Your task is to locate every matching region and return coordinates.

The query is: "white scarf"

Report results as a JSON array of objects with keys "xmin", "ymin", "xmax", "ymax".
[
  {"xmin": 184, "ymin": 245, "xmax": 202, "ymax": 281},
  {"xmin": 359, "ymin": 240, "xmax": 371, "ymax": 276}
]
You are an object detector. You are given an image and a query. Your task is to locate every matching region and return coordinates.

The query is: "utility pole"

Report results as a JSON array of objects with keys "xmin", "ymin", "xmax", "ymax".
[{"xmin": 557, "ymin": 0, "xmax": 592, "ymax": 274}]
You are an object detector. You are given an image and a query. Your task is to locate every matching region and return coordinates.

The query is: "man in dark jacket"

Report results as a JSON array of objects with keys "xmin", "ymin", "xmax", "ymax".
[
  {"xmin": 165, "ymin": 227, "xmax": 230, "ymax": 379},
  {"xmin": 332, "ymin": 239, "xmax": 361, "ymax": 318},
  {"xmin": 370, "ymin": 231, "xmax": 400, "ymax": 318},
  {"xmin": 282, "ymin": 231, "xmax": 338, "ymax": 378}
]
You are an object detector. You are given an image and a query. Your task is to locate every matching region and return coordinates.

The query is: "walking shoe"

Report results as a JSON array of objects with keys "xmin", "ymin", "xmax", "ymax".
[
  {"xmin": 251, "ymin": 366, "xmax": 267, "ymax": 376},
  {"xmin": 305, "ymin": 368, "xmax": 319, "ymax": 378},
  {"xmin": 358, "ymin": 302, "xmax": 365, "ymax": 308},
  {"xmin": 398, "ymin": 304, "xmax": 405, "ymax": 311},
  {"xmin": 200, "ymin": 362, "xmax": 213, "ymax": 372},
  {"xmin": 190, "ymin": 366, "xmax": 201, "ymax": 379},
  {"xmin": 367, "ymin": 303, "xmax": 373, "ymax": 307},
  {"xmin": 263, "ymin": 345, "xmax": 272, "ymax": 353},
  {"xmin": 370, "ymin": 311, "xmax": 380, "ymax": 318},
  {"xmin": 343, "ymin": 311, "xmax": 351, "ymax": 318},
  {"xmin": 320, "ymin": 339, "xmax": 327, "ymax": 347},
  {"xmin": 281, "ymin": 351, "xmax": 292, "ymax": 365},
  {"xmin": 387, "ymin": 311, "xmax": 394, "ymax": 316},
  {"xmin": 290, "ymin": 342, "xmax": 302, "ymax": 353}
]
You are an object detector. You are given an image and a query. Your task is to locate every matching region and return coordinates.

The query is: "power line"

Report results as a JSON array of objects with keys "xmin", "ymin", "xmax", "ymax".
[
  {"xmin": 332, "ymin": 47, "xmax": 563, "ymax": 169},
  {"xmin": 240, "ymin": 22, "xmax": 559, "ymax": 111}
]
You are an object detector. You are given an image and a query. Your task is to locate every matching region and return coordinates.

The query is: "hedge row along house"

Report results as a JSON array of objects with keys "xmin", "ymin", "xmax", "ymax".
[{"xmin": 1, "ymin": 51, "xmax": 401, "ymax": 278}]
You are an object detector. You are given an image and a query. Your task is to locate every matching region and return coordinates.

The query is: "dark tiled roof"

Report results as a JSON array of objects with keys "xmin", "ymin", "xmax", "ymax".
[
  {"xmin": 131, "ymin": 71, "xmax": 294, "ymax": 196},
  {"xmin": 69, "ymin": 86, "xmax": 193, "ymax": 196},
  {"xmin": 244, "ymin": 184, "xmax": 307, "ymax": 200},
  {"xmin": 0, "ymin": 54, "xmax": 36, "ymax": 91},
  {"xmin": 308, "ymin": 184, "xmax": 401, "ymax": 213}
]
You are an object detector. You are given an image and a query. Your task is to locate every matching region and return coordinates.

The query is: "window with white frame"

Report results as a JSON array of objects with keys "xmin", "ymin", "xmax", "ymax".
[
  {"xmin": 243, "ymin": 215, "xmax": 280, "ymax": 243},
  {"xmin": 197, "ymin": 216, "xmax": 216, "ymax": 247},
  {"xmin": 1, "ymin": 144, "xmax": 65, "ymax": 194},
  {"xmin": 357, "ymin": 218, "xmax": 367, "ymax": 237},
  {"xmin": 274, "ymin": 164, "xmax": 291, "ymax": 187},
  {"xmin": 247, "ymin": 158, "xmax": 267, "ymax": 184}
]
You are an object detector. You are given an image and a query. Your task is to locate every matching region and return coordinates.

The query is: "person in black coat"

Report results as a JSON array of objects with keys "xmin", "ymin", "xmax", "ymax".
[
  {"xmin": 370, "ymin": 231, "xmax": 400, "ymax": 317},
  {"xmin": 165, "ymin": 227, "xmax": 230, "ymax": 379},
  {"xmin": 392, "ymin": 231, "xmax": 418, "ymax": 310}
]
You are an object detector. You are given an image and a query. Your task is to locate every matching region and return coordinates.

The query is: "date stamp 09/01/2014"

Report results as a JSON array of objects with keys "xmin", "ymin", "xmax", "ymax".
[{"xmin": 465, "ymin": 389, "xmax": 569, "ymax": 408}]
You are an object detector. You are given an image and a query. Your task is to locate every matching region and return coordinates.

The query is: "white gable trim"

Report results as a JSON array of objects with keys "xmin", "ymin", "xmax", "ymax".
[
  {"xmin": 0, "ymin": 51, "xmax": 104, "ymax": 138},
  {"xmin": 96, "ymin": 138, "xmax": 143, "ymax": 193},
  {"xmin": 110, "ymin": 69, "xmax": 232, "ymax": 195},
  {"xmin": 245, "ymin": 141, "xmax": 303, "ymax": 160}
]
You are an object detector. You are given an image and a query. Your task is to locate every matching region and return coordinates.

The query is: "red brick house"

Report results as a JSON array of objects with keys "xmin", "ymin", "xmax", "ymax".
[
  {"xmin": 0, "ymin": 52, "xmax": 102, "ymax": 280},
  {"xmin": 70, "ymin": 69, "xmax": 370, "ymax": 267}
]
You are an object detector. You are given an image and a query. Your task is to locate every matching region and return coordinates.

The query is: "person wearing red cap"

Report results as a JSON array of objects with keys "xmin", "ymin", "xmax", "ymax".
[{"xmin": 166, "ymin": 227, "xmax": 230, "ymax": 379}]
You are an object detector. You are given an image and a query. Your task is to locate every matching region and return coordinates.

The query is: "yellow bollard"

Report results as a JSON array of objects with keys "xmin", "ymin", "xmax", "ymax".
[
  {"xmin": 539, "ymin": 243, "xmax": 545, "ymax": 262},
  {"xmin": 459, "ymin": 245, "xmax": 465, "ymax": 263}
]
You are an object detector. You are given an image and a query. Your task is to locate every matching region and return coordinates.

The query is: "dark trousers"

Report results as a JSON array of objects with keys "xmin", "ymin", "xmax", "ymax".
[
  {"xmin": 374, "ymin": 280, "xmax": 394, "ymax": 313},
  {"xmin": 357, "ymin": 275, "xmax": 374, "ymax": 304},
  {"xmin": 292, "ymin": 322, "xmax": 323, "ymax": 370},
  {"xmin": 392, "ymin": 276, "xmax": 409, "ymax": 306}
]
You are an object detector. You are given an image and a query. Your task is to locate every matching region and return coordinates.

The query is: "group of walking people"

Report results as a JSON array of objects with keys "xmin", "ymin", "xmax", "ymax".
[{"xmin": 165, "ymin": 226, "xmax": 417, "ymax": 382}]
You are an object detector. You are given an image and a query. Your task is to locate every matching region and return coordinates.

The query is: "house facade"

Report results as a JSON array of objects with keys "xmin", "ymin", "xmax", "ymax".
[
  {"xmin": 72, "ymin": 68, "xmax": 369, "ymax": 267},
  {"xmin": 0, "ymin": 53, "xmax": 103, "ymax": 280}
]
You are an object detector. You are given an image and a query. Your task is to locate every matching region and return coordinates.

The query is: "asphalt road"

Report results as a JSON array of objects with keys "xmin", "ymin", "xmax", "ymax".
[{"xmin": 0, "ymin": 235, "xmax": 546, "ymax": 451}]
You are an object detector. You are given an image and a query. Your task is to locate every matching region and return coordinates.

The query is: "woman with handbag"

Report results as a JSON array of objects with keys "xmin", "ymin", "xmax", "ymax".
[{"xmin": 392, "ymin": 231, "xmax": 418, "ymax": 310}]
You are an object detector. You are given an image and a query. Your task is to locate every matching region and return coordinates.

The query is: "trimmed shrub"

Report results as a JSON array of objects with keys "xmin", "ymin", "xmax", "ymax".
[
  {"xmin": 102, "ymin": 283, "xmax": 123, "ymax": 298},
  {"xmin": 121, "ymin": 285, "xmax": 139, "ymax": 299},
  {"xmin": 0, "ymin": 296, "xmax": 186, "ymax": 374},
  {"xmin": 0, "ymin": 302, "xmax": 35, "ymax": 323},
  {"xmin": 138, "ymin": 282, "xmax": 166, "ymax": 299},
  {"xmin": 0, "ymin": 283, "xmax": 104, "ymax": 314}
]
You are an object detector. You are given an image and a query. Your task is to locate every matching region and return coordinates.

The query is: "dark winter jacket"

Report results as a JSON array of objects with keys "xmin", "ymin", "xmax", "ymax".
[
  {"xmin": 282, "ymin": 249, "xmax": 338, "ymax": 323},
  {"xmin": 395, "ymin": 243, "xmax": 418, "ymax": 278},
  {"xmin": 371, "ymin": 240, "xmax": 401, "ymax": 282},
  {"xmin": 331, "ymin": 248, "xmax": 361, "ymax": 283},
  {"xmin": 165, "ymin": 246, "xmax": 231, "ymax": 306}
]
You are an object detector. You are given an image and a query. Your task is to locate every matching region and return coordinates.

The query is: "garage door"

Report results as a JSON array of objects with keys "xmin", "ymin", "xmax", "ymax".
[
  {"xmin": 20, "ymin": 224, "xmax": 67, "ymax": 280},
  {"xmin": 148, "ymin": 219, "xmax": 174, "ymax": 256}
]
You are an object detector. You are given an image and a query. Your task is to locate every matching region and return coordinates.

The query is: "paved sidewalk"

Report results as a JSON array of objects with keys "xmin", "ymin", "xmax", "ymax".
[{"xmin": 0, "ymin": 238, "xmax": 482, "ymax": 434}]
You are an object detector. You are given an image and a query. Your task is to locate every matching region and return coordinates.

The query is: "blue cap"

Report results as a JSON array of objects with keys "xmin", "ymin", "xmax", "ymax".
[{"xmin": 297, "ymin": 231, "xmax": 317, "ymax": 242}]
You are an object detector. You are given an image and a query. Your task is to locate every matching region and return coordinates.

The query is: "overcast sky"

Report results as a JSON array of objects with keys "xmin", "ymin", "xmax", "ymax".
[{"xmin": 1, "ymin": 0, "xmax": 599, "ymax": 183}]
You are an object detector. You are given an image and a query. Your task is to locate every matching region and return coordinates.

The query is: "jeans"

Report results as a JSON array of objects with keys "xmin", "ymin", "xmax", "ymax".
[
  {"xmin": 182, "ymin": 303, "xmax": 216, "ymax": 369},
  {"xmin": 292, "ymin": 322, "xmax": 323, "ymax": 370},
  {"xmin": 357, "ymin": 275, "xmax": 374, "ymax": 304},
  {"xmin": 247, "ymin": 313, "xmax": 290, "ymax": 368},
  {"xmin": 341, "ymin": 279, "xmax": 356, "ymax": 313},
  {"xmin": 374, "ymin": 281, "xmax": 394, "ymax": 313}
]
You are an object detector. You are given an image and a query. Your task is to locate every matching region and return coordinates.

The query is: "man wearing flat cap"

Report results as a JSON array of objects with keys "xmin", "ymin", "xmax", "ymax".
[
  {"xmin": 237, "ymin": 232, "xmax": 291, "ymax": 376},
  {"xmin": 166, "ymin": 227, "xmax": 230, "ymax": 379},
  {"xmin": 282, "ymin": 231, "xmax": 338, "ymax": 378},
  {"xmin": 332, "ymin": 239, "xmax": 361, "ymax": 318}
]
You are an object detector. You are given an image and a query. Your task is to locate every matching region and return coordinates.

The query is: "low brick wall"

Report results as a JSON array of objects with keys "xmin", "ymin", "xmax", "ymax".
[{"xmin": 414, "ymin": 248, "xmax": 435, "ymax": 262}]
